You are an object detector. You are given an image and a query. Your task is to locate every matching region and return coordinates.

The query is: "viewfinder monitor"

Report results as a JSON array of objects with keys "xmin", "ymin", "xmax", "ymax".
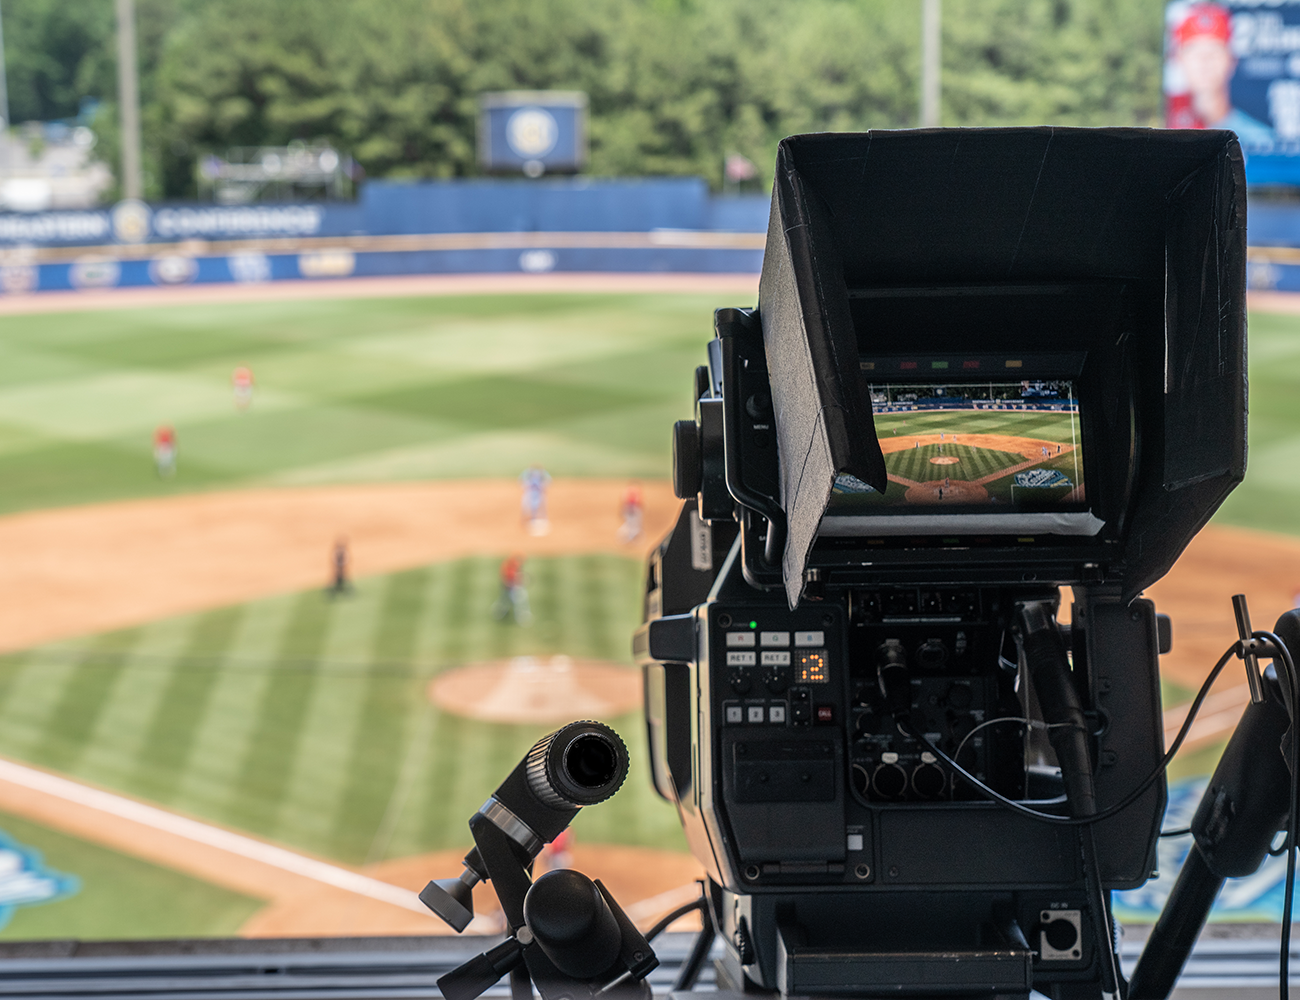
[{"xmin": 820, "ymin": 357, "xmax": 1101, "ymax": 537}]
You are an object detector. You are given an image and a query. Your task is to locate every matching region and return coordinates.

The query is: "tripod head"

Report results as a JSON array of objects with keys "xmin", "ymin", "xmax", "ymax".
[{"xmin": 421, "ymin": 721, "xmax": 657, "ymax": 1000}]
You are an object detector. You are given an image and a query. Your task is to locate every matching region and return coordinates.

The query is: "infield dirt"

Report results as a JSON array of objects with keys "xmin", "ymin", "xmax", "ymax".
[
  {"xmin": 0, "ymin": 478, "xmax": 678, "ymax": 655},
  {"xmin": 0, "ymin": 476, "xmax": 1286, "ymax": 726}
]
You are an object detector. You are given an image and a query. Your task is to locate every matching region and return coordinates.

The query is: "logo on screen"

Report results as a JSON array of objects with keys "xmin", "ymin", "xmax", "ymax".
[{"xmin": 506, "ymin": 108, "xmax": 559, "ymax": 158}]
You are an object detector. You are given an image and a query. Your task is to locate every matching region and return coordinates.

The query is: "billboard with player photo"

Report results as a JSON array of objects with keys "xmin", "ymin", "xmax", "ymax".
[{"xmin": 1165, "ymin": 0, "xmax": 1300, "ymax": 182}]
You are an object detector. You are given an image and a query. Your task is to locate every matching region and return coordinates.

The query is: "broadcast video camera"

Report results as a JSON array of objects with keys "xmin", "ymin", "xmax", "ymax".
[{"xmin": 635, "ymin": 128, "xmax": 1253, "ymax": 1000}]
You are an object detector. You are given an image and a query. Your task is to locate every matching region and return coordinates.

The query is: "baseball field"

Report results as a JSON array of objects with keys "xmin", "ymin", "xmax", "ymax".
[
  {"xmin": 0, "ymin": 277, "xmax": 1294, "ymax": 938},
  {"xmin": 858, "ymin": 408, "xmax": 1082, "ymax": 507}
]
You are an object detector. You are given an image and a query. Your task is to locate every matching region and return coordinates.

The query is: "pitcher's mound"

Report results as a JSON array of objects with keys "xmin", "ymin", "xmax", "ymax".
[
  {"xmin": 929, "ymin": 456, "xmax": 960, "ymax": 465},
  {"xmin": 429, "ymin": 656, "xmax": 642, "ymax": 723}
]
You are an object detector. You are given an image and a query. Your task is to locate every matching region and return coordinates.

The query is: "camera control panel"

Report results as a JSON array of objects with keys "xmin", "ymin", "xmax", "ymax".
[
  {"xmin": 709, "ymin": 586, "xmax": 1032, "ymax": 820},
  {"xmin": 717, "ymin": 621, "xmax": 836, "ymax": 730}
]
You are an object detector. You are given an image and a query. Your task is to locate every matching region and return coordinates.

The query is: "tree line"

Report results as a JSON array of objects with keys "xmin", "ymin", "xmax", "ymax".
[{"xmin": 2, "ymin": 0, "xmax": 1167, "ymax": 199}]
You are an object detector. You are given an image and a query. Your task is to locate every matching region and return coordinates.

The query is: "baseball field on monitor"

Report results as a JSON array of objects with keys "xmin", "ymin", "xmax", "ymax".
[{"xmin": 824, "ymin": 379, "xmax": 1092, "ymax": 532}]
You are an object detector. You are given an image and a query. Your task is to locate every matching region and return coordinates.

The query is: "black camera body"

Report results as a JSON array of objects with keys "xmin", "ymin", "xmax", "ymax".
[{"xmin": 636, "ymin": 129, "xmax": 1247, "ymax": 999}]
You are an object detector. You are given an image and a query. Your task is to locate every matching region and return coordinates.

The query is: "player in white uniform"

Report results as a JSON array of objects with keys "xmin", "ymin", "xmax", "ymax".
[{"xmin": 520, "ymin": 465, "xmax": 552, "ymax": 536}]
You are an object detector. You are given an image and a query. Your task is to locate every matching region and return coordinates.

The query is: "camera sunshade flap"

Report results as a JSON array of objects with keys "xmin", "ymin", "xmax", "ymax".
[{"xmin": 757, "ymin": 128, "xmax": 1247, "ymax": 606}]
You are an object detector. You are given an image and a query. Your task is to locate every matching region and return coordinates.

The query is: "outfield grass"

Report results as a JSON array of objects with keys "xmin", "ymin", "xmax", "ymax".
[
  {"xmin": 0, "ymin": 293, "xmax": 1292, "ymax": 528},
  {"xmin": 1217, "ymin": 309, "xmax": 1300, "ymax": 535},
  {"xmin": 0, "ymin": 809, "xmax": 260, "ymax": 940},
  {"xmin": 873, "ymin": 409, "xmax": 1080, "ymax": 445},
  {"xmin": 0, "ymin": 554, "xmax": 684, "ymax": 865},
  {"xmin": 0, "ymin": 293, "xmax": 715, "ymax": 515}
]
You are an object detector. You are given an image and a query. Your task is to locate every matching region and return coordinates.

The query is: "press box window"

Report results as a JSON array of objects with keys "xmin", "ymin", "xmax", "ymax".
[{"xmin": 795, "ymin": 649, "xmax": 829, "ymax": 684}]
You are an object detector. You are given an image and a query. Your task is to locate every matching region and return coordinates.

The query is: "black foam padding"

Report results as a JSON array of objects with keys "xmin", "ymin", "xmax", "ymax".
[{"xmin": 757, "ymin": 128, "xmax": 1247, "ymax": 606}]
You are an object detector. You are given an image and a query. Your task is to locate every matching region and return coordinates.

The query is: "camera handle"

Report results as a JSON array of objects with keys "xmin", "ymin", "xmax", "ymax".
[{"xmin": 1015, "ymin": 600, "xmax": 1125, "ymax": 1000}]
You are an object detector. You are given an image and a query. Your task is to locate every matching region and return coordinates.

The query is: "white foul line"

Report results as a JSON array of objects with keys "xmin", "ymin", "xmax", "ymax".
[{"xmin": 0, "ymin": 757, "xmax": 431, "ymax": 915}]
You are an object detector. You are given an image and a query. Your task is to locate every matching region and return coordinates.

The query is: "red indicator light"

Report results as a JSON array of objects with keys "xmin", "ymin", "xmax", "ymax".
[
  {"xmin": 963, "ymin": 360, "xmax": 980, "ymax": 369},
  {"xmin": 900, "ymin": 361, "xmax": 918, "ymax": 370},
  {"xmin": 816, "ymin": 705, "xmax": 834, "ymax": 723}
]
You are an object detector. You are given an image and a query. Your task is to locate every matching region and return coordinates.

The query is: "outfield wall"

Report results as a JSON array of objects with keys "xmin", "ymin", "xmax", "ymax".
[
  {"xmin": 0, "ymin": 178, "xmax": 768, "ymax": 295},
  {"xmin": 9, "ymin": 180, "xmax": 1300, "ymax": 296}
]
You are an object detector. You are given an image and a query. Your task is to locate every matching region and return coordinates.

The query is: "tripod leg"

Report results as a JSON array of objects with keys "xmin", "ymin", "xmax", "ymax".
[{"xmin": 510, "ymin": 963, "xmax": 533, "ymax": 1000}]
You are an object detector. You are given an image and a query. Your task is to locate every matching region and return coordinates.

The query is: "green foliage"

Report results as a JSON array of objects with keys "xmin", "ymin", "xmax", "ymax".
[
  {"xmin": 943, "ymin": 0, "xmax": 1166, "ymax": 127},
  {"xmin": 0, "ymin": 0, "xmax": 115, "ymax": 124},
  {"xmin": 2, "ymin": 0, "xmax": 1172, "ymax": 196}
]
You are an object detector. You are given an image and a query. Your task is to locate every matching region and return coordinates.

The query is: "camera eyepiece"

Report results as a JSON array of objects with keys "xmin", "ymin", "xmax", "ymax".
[{"xmin": 526, "ymin": 721, "xmax": 629, "ymax": 809}]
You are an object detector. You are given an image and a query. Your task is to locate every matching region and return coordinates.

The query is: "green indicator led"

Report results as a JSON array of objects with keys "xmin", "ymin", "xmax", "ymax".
[
  {"xmin": 931, "ymin": 361, "xmax": 949, "ymax": 369},
  {"xmin": 749, "ymin": 621, "xmax": 758, "ymax": 629}
]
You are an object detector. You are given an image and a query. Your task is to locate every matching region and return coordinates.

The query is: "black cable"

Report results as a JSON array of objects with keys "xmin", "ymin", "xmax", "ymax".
[
  {"xmin": 672, "ymin": 916, "xmax": 716, "ymax": 991},
  {"xmin": 643, "ymin": 896, "xmax": 707, "ymax": 944},
  {"xmin": 900, "ymin": 626, "xmax": 1298, "ymax": 998},
  {"xmin": 1159, "ymin": 827, "xmax": 1192, "ymax": 839},
  {"xmin": 1255, "ymin": 630, "xmax": 1298, "ymax": 1000},
  {"xmin": 897, "ymin": 644, "xmax": 1239, "ymax": 828}
]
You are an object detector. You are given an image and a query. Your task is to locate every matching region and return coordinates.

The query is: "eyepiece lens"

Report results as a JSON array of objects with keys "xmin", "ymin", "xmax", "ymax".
[{"xmin": 565, "ymin": 734, "xmax": 617, "ymax": 788}]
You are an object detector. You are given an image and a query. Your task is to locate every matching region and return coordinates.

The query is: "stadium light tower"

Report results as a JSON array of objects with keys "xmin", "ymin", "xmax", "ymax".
[
  {"xmin": 115, "ymin": 0, "xmax": 143, "ymax": 200},
  {"xmin": 920, "ymin": 0, "xmax": 941, "ymax": 127},
  {"xmin": 0, "ymin": 0, "xmax": 10, "ymax": 132}
]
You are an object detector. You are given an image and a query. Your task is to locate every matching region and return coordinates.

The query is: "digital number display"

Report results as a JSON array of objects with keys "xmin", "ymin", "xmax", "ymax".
[{"xmin": 795, "ymin": 649, "xmax": 829, "ymax": 684}]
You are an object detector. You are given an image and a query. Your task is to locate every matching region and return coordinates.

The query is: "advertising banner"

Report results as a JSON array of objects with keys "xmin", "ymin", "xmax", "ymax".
[{"xmin": 1165, "ymin": 0, "xmax": 1300, "ymax": 183}]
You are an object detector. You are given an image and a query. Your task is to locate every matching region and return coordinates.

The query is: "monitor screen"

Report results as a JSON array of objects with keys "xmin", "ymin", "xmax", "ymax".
[{"xmin": 822, "ymin": 379, "xmax": 1101, "ymax": 537}]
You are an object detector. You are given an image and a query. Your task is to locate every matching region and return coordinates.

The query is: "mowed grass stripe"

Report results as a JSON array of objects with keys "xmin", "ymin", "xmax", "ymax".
[
  {"xmin": 226, "ymin": 593, "xmax": 331, "ymax": 837},
  {"xmin": 0, "ymin": 555, "xmax": 677, "ymax": 863},
  {"xmin": 30, "ymin": 629, "xmax": 140, "ymax": 774},
  {"xmin": 127, "ymin": 607, "xmax": 243, "ymax": 803},
  {"xmin": 329, "ymin": 569, "xmax": 429, "ymax": 860},
  {"xmin": 172, "ymin": 597, "xmax": 298, "ymax": 820},
  {"xmin": 78, "ymin": 614, "xmax": 206, "ymax": 790},
  {"xmin": 271, "ymin": 584, "xmax": 389, "ymax": 852},
  {"xmin": 380, "ymin": 569, "xmax": 466, "ymax": 859},
  {"xmin": 0, "ymin": 642, "xmax": 94, "ymax": 757}
]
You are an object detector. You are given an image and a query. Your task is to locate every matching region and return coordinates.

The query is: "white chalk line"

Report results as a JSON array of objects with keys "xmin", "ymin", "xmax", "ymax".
[{"xmin": 0, "ymin": 756, "xmax": 432, "ymax": 915}]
